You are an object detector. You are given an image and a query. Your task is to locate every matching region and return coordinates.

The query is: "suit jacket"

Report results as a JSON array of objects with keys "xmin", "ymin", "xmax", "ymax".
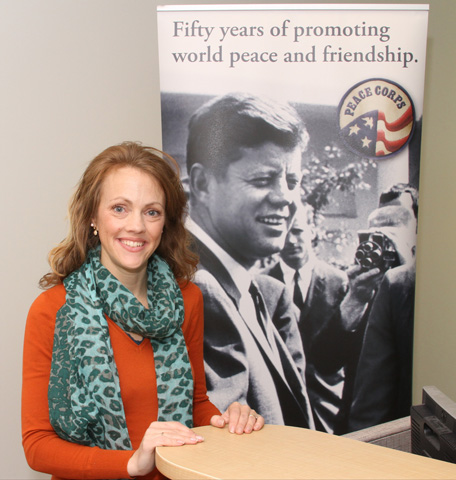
[
  {"xmin": 348, "ymin": 265, "xmax": 416, "ymax": 432},
  {"xmin": 192, "ymin": 235, "xmax": 314, "ymax": 428},
  {"xmin": 268, "ymin": 260, "xmax": 348, "ymax": 359},
  {"xmin": 268, "ymin": 260, "xmax": 349, "ymax": 432}
]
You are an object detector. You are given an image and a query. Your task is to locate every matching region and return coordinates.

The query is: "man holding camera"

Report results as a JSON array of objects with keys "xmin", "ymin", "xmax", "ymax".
[{"xmin": 347, "ymin": 184, "xmax": 418, "ymax": 431}]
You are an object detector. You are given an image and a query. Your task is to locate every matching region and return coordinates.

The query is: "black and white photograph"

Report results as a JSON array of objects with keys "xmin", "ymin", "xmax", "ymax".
[{"xmin": 157, "ymin": 4, "xmax": 428, "ymax": 435}]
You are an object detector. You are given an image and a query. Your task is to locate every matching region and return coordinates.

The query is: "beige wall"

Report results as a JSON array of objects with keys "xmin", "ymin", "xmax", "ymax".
[{"xmin": 1, "ymin": 1, "xmax": 454, "ymax": 478}]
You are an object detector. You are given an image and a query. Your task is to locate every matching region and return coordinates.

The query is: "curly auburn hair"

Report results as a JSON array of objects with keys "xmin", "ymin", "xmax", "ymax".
[{"xmin": 40, "ymin": 142, "xmax": 198, "ymax": 288}]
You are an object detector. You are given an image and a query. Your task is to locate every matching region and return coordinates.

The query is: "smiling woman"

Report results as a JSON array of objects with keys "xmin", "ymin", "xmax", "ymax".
[
  {"xmin": 93, "ymin": 167, "xmax": 167, "ymax": 305},
  {"xmin": 21, "ymin": 142, "xmax": 264, "ymax": 480}
]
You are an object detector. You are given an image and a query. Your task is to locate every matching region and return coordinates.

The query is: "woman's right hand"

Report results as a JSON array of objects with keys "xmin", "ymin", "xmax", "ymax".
[{"xmin": 127, "ymin": 421, "xmax": 205, "ymax": 477}]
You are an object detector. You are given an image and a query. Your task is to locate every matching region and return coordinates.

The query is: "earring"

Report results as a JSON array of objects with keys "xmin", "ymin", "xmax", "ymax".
[{"xmin": 91, "ymin": 223, "xmax": 98, "ymax": 236}]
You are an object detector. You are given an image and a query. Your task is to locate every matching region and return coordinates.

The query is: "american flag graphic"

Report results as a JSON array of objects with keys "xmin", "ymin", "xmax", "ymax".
[{"xmin": 341, "ymin": 105, "xmax": 413, "ymax": 158}]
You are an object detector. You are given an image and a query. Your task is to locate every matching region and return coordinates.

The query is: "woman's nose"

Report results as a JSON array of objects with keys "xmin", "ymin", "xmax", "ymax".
[{"xmin": 126, "ymin": 211, "xmax": 145, "ymax": 232}]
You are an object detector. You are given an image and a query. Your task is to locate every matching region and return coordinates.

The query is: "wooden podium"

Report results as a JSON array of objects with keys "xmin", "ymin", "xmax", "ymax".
[{"xmin": 156, "ymin": 424, "xmax": 456, "ymax": 479}]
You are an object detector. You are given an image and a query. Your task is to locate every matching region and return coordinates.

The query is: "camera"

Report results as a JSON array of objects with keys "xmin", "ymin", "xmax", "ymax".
[{"xmin": 354, "ymin": 230, "xmax": 400, "ymax": 271}]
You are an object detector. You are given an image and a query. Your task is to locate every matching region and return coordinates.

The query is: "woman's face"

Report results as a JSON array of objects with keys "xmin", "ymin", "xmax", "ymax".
[{"xmin": 93, "ymin": 166, "xmax": 166, "ymax": 284}]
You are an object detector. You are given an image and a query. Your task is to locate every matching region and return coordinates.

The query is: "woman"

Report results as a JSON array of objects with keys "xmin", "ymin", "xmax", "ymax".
[{"xmin": 22, "ymin": 142, "xmax": 263, "ymax": 480}]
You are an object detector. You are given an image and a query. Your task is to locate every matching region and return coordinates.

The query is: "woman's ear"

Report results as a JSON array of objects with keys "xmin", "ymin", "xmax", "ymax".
[{"xmin": 90, "ymin": 221, "xmax": 98, "ymax": 236}]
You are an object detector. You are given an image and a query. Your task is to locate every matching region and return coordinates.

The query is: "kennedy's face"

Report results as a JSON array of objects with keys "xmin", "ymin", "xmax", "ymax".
[{"xmin": 205, "ymin": 142, "xmax": 302, "ymax": 266}]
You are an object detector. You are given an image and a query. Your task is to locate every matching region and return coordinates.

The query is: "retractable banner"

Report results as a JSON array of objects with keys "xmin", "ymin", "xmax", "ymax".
[{"xmin": 157, "ymin": 4, "xmax": 429, "ymax": 434}]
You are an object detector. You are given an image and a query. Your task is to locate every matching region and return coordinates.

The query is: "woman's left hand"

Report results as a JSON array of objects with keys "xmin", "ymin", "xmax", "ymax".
[{"xmin": 210, "ymin": 402, "xmax": 264, "ymax": 434}]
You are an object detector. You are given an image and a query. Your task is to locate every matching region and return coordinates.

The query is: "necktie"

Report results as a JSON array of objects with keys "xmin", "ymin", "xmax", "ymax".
[
  {"xmin": 249, "ymin": 281, "xmax": 275, "ymax": 347},
  {"xmin": 293, "ymin": 271, "xmax": 305, "ymax": 310}
]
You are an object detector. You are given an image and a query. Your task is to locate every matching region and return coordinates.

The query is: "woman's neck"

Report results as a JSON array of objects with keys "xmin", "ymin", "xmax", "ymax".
[{"xmin": 118, "ymin": 271, "xmax": 149, "ymax": 308}]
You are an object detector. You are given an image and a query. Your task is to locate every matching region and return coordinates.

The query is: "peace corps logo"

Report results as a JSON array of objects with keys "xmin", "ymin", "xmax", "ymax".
[{"xmin": 338, "ymin": 79, "xmax": 415, "ymax": 159}]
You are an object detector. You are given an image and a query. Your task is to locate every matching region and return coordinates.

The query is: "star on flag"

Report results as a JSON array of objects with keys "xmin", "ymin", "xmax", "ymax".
[{"xmin": 341, "ymin": 106, "xmax": 413, "ymax": 157}]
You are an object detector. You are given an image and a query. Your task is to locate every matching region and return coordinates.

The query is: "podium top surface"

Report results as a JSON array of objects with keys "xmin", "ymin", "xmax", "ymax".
[{"xmin": 155, "ymin": 424, "xmax": 456, "ymax": 480}]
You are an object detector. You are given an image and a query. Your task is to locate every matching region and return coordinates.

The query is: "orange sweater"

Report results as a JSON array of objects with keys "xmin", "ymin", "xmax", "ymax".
[{"xmin": 22, "ymin": 281, "xmax": 220, "ymax": 480}]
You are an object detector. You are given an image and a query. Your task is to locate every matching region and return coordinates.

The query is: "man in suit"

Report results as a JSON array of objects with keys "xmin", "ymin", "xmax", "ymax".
[
  {"xmin": 348, "ymin": 264, "xmax": 416, "ymax": 431},
  {"xmin": 186, "ymin": 92, "xmax": 314, "ymax": 428},
  {"xmin": 347, "ymin": 186, "xmax": 419, "ymax": 431},
  {"xmin": 267, "ymin": 205, "xmax": 351, "ymax": 433}
]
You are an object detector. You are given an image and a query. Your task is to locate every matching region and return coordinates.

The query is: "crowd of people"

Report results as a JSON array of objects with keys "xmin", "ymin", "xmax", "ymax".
[{"xmin": 22, "ymin": 91, "xmax": 418, "ymax": 480}]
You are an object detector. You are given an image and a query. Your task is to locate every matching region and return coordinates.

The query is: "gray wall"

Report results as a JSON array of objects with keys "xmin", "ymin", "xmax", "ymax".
[{"xmin": 1, "ymin": 1, "xmax": 454, "ymax": 478}]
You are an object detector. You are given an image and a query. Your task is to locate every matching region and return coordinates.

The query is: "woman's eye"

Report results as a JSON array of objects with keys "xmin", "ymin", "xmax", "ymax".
[
  {"xmin": 146, "ymin": 209, "xmax": 159, "ymax": 217},
  {"xmin": 113, "ymin": 205, "xmax": 125, "ymax": 213}
]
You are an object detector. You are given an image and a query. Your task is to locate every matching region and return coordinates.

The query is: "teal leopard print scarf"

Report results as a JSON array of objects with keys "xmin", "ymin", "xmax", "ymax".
[{"xmin": 48, "ymin": 246, "xmax": 194, "ymax": 450}]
